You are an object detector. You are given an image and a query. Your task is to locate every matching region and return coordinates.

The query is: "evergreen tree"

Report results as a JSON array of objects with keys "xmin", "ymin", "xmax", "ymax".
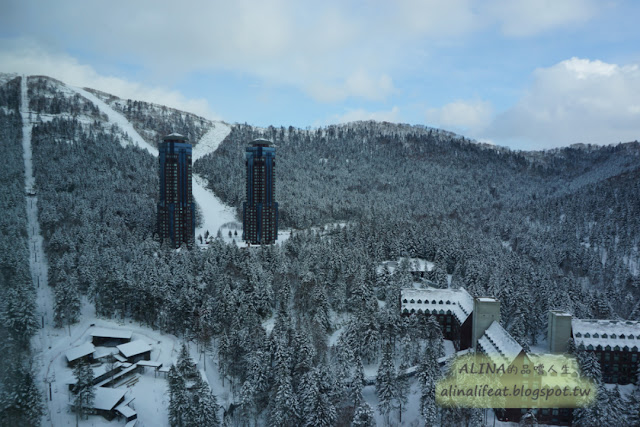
[
  {"xmin": 0, "ymin": 365, "xmax": 43, "ymax": 426},
  {"xmin": 73, "ymin": 360, "xmax": 95, "ymax": 421},
  {"xmin": 300, "ymin": 367, "xmax": 337, "ymax": 427},
  {"xmin": 376, "ymin": 345, "xmax": 396, "ymax": 425},
  {"xmin": 191, "ymin": 376, "xmax": 221, "ymax": 427},
  {"xmin": 2, "ymin": 283, "xmax": 38, "ymax": 348},
  {"xmin": 351, "ymin": 401, "xmax": 375, "ymax": 427},
  {"xmin": 395, "ymin": 362, "xmax": 410, "ymax": 424},
  {"xmin": 54, "ymin": 274, "xmax": 81, "ymax": 332},
  {"xmin": 625, "ymin": 381, "xmax": 640, "ymax": 426}
]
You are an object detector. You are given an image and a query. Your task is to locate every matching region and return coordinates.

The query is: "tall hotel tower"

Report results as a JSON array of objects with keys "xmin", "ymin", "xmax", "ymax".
[
  {"xmin": 243, "ymin": 138, "xmax": 279, "ymax": 245},
  {"xmin": 157, "ymin": 133, "xmax": 195, "ymax": 248}
]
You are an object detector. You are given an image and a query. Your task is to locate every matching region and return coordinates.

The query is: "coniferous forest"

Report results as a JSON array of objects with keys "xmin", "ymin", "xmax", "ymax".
[{"xmin": 1, "ymin": 74, "xmax": 640, "ymax": 425}]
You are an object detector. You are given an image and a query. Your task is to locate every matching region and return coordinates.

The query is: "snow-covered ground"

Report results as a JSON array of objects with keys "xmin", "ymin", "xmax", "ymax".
[{"xmin": 31, "ymin": 297, "xmax": 234, "ymax": 427}]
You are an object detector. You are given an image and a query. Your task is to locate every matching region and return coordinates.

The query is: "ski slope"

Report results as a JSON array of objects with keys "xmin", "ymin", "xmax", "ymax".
[
  {"xmin": 192, "ymin": 121, "xmax": 231, "ymax": 161},
  {"xmin": 69, "ymin": 85, "xmax": 237, "ymax": 238},
  {"xmin": 69, "ymin": 86, "xmax": 159, "ymax": 156},
  {"xmin": 193, "ymin": 174, "xmax": 238, "ymax": 241}
]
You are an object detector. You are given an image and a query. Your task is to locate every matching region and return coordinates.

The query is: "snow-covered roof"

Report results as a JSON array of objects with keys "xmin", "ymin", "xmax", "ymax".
[
  {"xmin": 163, "ymin": 132, "xmax": 187, "ymax": 141},
  {"xmin": 477, "ymin": 321, "xmax": 524, "ymax": 367},
  {"xmin": 115, "ymin": 403, "xmax": 137, "ymax": 418},
  {"xmin": 66, "ymin": 342, "xmax": 95, "ymax": 363},
  {"xmin": 117, "ymin": 340, "xmax": 152, "ymax": 358},
  {"xmin": 572, "ymin": 318, "xmax": 640, "ymax": 350},
  {"xmin": 90, "ymin": 327, "xmax": 133, "ymax": 340},
  {"xmin": 137, "ymin": 360, "xmax": 162, "ymax": 368},
  {"xmin": 94, "ymin": 364, "xmax": 138, "ymax": 388},
  {"xmin": 401, "ymin": 287, "xmax": 473, "ymax": 323},
  {"xmin": 93, "ymin": 387, "xmax": 126, "ymax": 411},
  {"xmin": 377, "ymin": 257, "xmax": 433, "ymax": 274},
  {"xmin": 93, "ymin": 347, "xmax": 116, "ymax": 360}
]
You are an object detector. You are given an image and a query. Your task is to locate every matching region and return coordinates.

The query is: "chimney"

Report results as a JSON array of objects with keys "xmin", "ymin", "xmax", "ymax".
[
  {"xmin": 472, "ymin": 297, "xmax": 501, "ymax": 351},
  {"xmin": 547, "ymin": 311, "xmax": 572, "ymax": 354}
]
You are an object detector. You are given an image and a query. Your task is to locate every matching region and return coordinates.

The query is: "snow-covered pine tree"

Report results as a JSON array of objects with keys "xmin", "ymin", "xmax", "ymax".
[
  {"xmin": 300, "ymin": 367, "xmax": 337, "ymax": 427},
  {"xmin": 376, "ymin": 344, "xmax": 396, "ymax": 425},
  {"xmin": 191, "ymin": 376, "xmax": 221, "ymax": 427},
  {"xmin": 168, "ymin": 365, "xmax": 188, "ymax": 426},
  {"xmin": 351, "ymin": 401, "xmax": 375, "ymax": 427},
  {"xmin": 0, "ymin": 364, "xmax": 43, "ymax": 426},
  {"xmin": 2, "ymin": 282, "xmax": 38, "ymax": 348},
  {"xmin": 53, "ymin": 272, "xmax": 81, "ymax": 332},
  {"xmin": 396, "ymin": 362, "xmax": 410, "ymax": 424},
  {"xmin": 350, "ymin": 354, "xmax": 366, "ymax": 407},
  {"xmin": 268, "ymin": 337, "xmax": 299, "ymax": 427},
  {"xmin": 73, "ymin": 360, "xmax": 95, "ymax": 421},
  {"xmin": 625, "ymin": 377, "xmax": 640, "ymax": 426}
]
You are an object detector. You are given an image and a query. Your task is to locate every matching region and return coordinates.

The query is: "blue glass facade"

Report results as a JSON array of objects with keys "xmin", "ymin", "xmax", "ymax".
[
  {"xmin": 243, "ymin": 139, "xmax": 279, "ymax": 244},
  {"xmin": 157, "ymin": 134, "xmax": 195, "ymax": 248}
]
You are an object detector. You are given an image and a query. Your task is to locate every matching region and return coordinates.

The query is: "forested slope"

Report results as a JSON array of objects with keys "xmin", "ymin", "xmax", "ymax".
[
  {"xmin": 10, "ymin": 75, "xmax": 640, "ymax": 425},
  {"xmin": 0, "ymin": 76, "xmax": 42, "ymax": 426},
  {"xmin": 195, "ymin": 122, "xmax": 640, "ymax": 344}
]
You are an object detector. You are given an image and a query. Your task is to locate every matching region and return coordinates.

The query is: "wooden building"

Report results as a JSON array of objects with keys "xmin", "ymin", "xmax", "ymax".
[
  {"xmin": 117, "ymin": 340, "xmax": 152, "ymax": 363},
  {"xmin": 90, "ymin": 327, "xmax": 133, "ymax": 347},
  {"xmin": 65, "ymin": 342, "xmax": 95, "ymax": 367}
]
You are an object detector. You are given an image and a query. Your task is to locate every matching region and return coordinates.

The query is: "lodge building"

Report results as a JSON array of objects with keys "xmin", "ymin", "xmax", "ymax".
[
  {"xmin": 401, "ymin": 288, "xmax": 473, "ymax": 350},
  {"xmin": 400, "ymin": 288, "xmax": 640, "ymax": 425}
]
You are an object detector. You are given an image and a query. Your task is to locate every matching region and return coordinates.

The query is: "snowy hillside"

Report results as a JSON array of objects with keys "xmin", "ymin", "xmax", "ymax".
[
  {"xmin": 86, "ymin": 87, "xmax": 229, "ymax": 150},
  {"xmin": 3, "ymin": 73, "xmax": 640, "ymax": 426}
]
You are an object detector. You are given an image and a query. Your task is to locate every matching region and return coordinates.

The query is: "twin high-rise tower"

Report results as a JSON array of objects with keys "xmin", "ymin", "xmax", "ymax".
[
  {"xmin": 157, "ymin": 133, "xmax": 195, "ymax": 248},
  {"xmin": 157, "ymin": 134, "xmax": 278, "ymax": 248},
  {"xmin": 243, "ymin": 138, "xmax": 279, "ymax": 245}
]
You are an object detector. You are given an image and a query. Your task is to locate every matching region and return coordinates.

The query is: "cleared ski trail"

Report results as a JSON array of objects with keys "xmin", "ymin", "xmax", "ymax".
[
  {"xmin": 22, "ymin": 75, "xmax": 56, "ymax": 426},
  {"xmin": 69, "ymin": 86, "xmax": 159, "ymax": 156},
  {"xmin": 192, "ymin": 121, "xmax": 231, "ymax": 161}
]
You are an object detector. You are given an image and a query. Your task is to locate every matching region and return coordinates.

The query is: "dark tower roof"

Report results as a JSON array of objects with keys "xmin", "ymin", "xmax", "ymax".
[
  {"xmin": 163, "ymin": 133, "xmax": 188, "ymax": 142},
  {"xmin": 251, "ymin": 138, "xmax": 272, "ymax": 147}
]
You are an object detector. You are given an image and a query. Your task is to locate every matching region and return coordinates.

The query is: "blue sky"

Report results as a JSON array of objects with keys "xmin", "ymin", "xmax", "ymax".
[{"xmin": 1, "ymin": 0, "xmax": 640, "ymax": 150}]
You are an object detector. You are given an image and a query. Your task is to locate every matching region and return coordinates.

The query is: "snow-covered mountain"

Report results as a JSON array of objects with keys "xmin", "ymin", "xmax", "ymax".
[{"xmin": 2, "ymin": 74, "xmax": 640, "ymax": 426}]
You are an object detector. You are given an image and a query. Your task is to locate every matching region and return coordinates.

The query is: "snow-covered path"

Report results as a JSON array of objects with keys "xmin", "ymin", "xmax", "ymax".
[{"xmin": 21, "ymin": 75, "xmax": 56, "ymax": 425}]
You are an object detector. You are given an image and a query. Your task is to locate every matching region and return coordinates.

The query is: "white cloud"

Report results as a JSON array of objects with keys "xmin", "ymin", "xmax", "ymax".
[
  {"xmin": 485, "ymin": 57, "xmax": 640, "ymax": 149},
  {"xmin": 486, "ymin": 0, "xmax": 598, "ymax": 37},
  {"xmin": 426, "ymin": 100, "xmax": 493, "ymax": 134},
  {"xmin": 308, "ymin": 70, "xmax": 395, "ymax": 102},
  {"xmin": 0, "ymin": 0, "xmax": 602, "ymax": 105},
  {"xmin": 0, "ymin": 39, "xmax": 221, "ymax": 119},
  {"xmin": 426, "ymin": 57, "xmax": 640, "ymax": 149},
  {"xmin": 329, "ymin": 106, "xmax": 401, "ymax": 124}
]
